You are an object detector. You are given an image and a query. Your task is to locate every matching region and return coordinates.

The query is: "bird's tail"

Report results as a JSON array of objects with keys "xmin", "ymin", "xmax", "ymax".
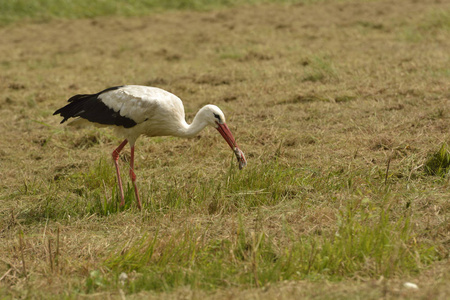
[
  {"xmin": 53, "ymin": 93, "xmax": 97, "ymax": 124},
  {"xmin": 53, "ymin": 86, "xmax": 137, "ymax": 128}
]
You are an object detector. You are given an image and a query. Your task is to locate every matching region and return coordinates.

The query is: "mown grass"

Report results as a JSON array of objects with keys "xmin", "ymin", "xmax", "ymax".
[
  {"xmin": 4, "ymin": 142, "xmax": 448, "ymax": 296},
  {"xmin": 9, "ymin": 155, "xmax": 443, "ymax": 293},
  {"xmin": 0, "ymin": 0, "xmax": 326, "ymax": 26},
  {"xmin": 17, "ymin": 155, "xmax": 434, "ymax": 294},
  {"xmin": 301, "ymin": 54, "xmax": 339, "ymax": 83},
  {"xmin": 1, "ymin": 0, "xmax": 449, "ymax": 298},
  {"xmin": 98, "ymin": 200, "xmax": 436, "ymax": 293},
  {"xmin": 424, "ymin": 143, "xmax": 450, "ymax": 177},
  {"xmin": 17, "ymin": 157, "xmax": 323, "ymax": 219}
]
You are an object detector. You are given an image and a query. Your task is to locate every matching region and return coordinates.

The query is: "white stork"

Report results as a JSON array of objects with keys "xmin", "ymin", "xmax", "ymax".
[{"xmin": 54, "ymin": 85, "xmax": 247, "ymax": 210}]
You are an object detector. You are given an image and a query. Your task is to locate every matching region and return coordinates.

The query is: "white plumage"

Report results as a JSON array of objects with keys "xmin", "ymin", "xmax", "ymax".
[
  {"xmin": 101, "ymin": 86, "xmax": 184, "ymax": 130},
  {"xmin": 54, "ymin": 85, "xmax": 247, "ymax": 210}
]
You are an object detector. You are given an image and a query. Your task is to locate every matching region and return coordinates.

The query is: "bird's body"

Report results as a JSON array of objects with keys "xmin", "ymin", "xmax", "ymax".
[
  {"xmin": 54, "ymin": 85, "xmax": 247, "ymax": 209},
  {"xmin": 58, "ymin": 85, "xmax": 202, "ymax": 143}
]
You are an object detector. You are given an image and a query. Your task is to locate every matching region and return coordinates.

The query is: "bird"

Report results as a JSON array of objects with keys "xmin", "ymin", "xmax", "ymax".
[{"xmin": 54, "ymin": 85, "xmax": 247, "ymax": 210}]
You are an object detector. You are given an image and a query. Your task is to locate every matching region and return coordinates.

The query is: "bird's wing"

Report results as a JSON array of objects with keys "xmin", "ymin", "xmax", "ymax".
[
  {"xmin": 54, "ymin": 86, "xmax": 138, "ymax": 128},
  {"xmin": 54, "ymin": 85, "xmax": 184, "ymax": 128},
  {"xmin": 100, "ymin": 85, "xmax": 185, "ymax": 124}
]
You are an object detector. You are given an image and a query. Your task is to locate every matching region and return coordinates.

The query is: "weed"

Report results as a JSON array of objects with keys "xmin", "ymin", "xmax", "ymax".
[
  {"xmin": 419, "ymin": 9, "xmax": 450, "ymax": 32},
  {"xmin": 424, "ymin": 143, "xmax": 450, "ymax": 177},
  {"xmin": 301, "ymin": 55, "xmax": 339, "ymax": 83}
]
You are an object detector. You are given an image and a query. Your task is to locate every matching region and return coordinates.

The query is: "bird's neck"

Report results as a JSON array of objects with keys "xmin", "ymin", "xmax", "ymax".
[{"xmin": 177, "ymin": 108, "xmax": 209, "ymax": 138}]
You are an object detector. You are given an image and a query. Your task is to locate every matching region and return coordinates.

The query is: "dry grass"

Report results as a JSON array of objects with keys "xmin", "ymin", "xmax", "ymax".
[{"xmin": 0, "ymin": 0, "xmax": 449, "ymax": 298}]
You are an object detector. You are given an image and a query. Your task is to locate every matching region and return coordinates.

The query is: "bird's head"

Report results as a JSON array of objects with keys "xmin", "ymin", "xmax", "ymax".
[
  {"xmin": 201, "ymin": 105, "xmax": 247, "ymax": 170},
  {"xmin": 200, "ymin": 104, "xmax": 227, "ymax": 128}
]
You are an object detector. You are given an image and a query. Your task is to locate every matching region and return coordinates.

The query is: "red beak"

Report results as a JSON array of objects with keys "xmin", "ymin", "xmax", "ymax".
[
  {"xmin": 216, "ymin": 123, "xmax": 247, "ymax": 169},
  {"xmin": 216, "ymin": 123, "xmax": 237, "ymax": 150}
]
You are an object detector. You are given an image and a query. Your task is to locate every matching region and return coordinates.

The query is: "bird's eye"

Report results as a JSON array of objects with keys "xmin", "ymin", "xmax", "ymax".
[{"xmin": 213, "ymin": 113, "xmax": 221, "ymax": 122}]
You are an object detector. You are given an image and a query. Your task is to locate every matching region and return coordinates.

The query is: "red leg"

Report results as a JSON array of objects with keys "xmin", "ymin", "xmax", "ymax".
[
  {"xmin": 112, "ymin": 139, "xmax": 128, "ymax": 207},
  {"xmin": 129, "ymin": 145, "xmax": 142, "ymax": 210}
]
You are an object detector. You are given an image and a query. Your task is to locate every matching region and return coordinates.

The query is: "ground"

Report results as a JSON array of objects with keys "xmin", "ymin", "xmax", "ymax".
[{"xmin": 0, "ymin": 0, "xmax": 449, "ymax": 298}]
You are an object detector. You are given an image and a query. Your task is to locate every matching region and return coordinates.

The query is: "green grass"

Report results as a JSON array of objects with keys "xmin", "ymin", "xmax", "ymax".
[
  {"xmin": 1, "ymin": 0, "xmax": 449, "ymax": 298},
  {"xmin": 97, "ymin": 198, "xmax": 436, "ymax": 293},
  {"xmin": 24, "ymin": 156, "xmax": 396, "ymax": 218},
  {"xmin": 0, "ymin": 0, "xmax": 327, "ymax": 26},
  {"xmin": 11, "ymin": 157, "xmax": 441, "ymax": 293},
  {"xmin": 301, "ymin": 54, "xmax": 339, "ymax": 83},
  {"xmin": 424, "ymin": 143, "xmax": 450, "ymax": 177},
  {"xmin": 419, "ymin": 9, "xmax": 450, "ymax": 32}
]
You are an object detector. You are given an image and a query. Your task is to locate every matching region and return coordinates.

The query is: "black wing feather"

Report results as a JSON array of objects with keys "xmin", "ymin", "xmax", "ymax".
[{"xmin": 53, "ymin": 86, "xmax": 137, "ymax": 128}]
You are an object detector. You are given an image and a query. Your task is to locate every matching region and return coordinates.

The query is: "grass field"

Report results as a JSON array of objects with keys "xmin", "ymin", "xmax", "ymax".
[{"xmin": 0, "ymin": 0, "xmax": 449, "ymax": 298}]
